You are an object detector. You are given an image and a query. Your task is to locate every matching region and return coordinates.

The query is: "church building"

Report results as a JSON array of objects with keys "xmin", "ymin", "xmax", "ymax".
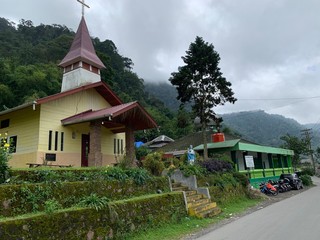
[{"xmin": 0, "ymin": 15, "xmax": 157, "ymax": 168}]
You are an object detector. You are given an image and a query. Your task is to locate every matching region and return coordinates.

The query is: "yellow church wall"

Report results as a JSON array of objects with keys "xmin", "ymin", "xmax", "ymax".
[
  {"xmin": 34, "ymin": 89, "xmax": 125, "ymax": 166},
  {"xmin": 2, "ymin": 89, "xmax": 127, "ymax": 168},
  {"xmin": 38, "ymin": 89, "xmax": 109, "ymax": 152},
  {"xmin": 0, "ymin": 106, "xmax": 41, "ymax": 168}
]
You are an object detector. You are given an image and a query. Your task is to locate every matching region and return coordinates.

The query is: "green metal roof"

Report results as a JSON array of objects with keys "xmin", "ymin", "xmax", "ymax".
[
  {"xmin": 194, "ymin": 139, "xmax": 240, "ymax": 150},
  {"xmin": 194, "ymin": 139, "xmax": 294, "ymax": 156}
]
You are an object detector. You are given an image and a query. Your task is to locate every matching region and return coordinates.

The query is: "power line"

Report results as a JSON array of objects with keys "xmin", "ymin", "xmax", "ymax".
[{"xmin": 237, "ymin": 95, "xmax": 320, "ymax": 101}]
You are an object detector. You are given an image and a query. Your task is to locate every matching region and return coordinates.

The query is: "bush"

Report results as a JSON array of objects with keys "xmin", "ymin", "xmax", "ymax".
[
  {"xmin": 179, "ymin": 164, "xmax": 207, "ymax": 177},
  {"xmin": 77, "ymin": 193, "xmax": 109, "ymax": 211},
  {"xmin": 142, "ymin": 152, "xmax": 165, "ymax": 176},
  {"xmin": 0, "ymin": 134, "xmax": 10, "ymax": 184},
  {"xmin": 300, "ymin": 174, "xmax": 313, "ymax": 186},
  {"xmin": 44, "ymin": 198, "xmax": 62, "ymax": 213},
  {"xmin": 232, "ymin": 172, "xmax": 250, "ymax": 187},
  {"xmin": 199, "ymin": 159, "xmax": 233, "ymax": 173},
  {"xmin": 300, "ymin": 167, "xmax": 315, "ymax": 176}
]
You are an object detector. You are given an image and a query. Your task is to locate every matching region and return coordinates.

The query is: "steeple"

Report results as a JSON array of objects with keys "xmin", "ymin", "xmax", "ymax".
[{"xmin": 59, "ymin": 16, "xmax": 105, "ymax": 92}]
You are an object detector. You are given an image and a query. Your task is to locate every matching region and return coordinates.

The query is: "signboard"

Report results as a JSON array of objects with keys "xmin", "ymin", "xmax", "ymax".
[{"xmin": 245, "ymin": 155, "xmax": 255, "ymax": 168}]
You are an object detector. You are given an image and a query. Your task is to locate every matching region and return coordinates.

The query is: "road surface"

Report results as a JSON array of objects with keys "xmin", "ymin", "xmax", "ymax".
[{"xmin": 196, "ymin": 177, "xmax": 320, "ymax": 240}]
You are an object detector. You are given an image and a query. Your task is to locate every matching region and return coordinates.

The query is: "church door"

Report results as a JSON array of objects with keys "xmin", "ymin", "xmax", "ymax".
[{"xmin": 81, "ymin": 134, "xmax": 90, "ymax": 167}]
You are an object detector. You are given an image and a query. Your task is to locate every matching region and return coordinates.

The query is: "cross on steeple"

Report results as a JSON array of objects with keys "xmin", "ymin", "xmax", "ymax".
[{"xmin": 76, "ymin": 0, "xmax": 90, "ymax": 17}]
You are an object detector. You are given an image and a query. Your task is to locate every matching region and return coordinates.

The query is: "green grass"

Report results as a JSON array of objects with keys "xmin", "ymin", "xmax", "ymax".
[{"xmin": 126, "ymin": 197, "xmax": 263, "ymax": 240}]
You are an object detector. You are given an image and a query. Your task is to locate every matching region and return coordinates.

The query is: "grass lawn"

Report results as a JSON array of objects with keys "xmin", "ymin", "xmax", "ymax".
[{"xmin": 126, "ymin": 197, "xmax": 263, "ymax": 240}]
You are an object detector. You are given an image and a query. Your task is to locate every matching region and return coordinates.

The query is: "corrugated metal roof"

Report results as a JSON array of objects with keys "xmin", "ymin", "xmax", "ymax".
[
  {"xmin": 194, "ymin": 139, "xmax": 294, "ymax": 155},
  {"xmin": 194, "ymin": 139, "xmax": 240, "ymax": 150},
  {"xmin": 61, "ymin": 101, "xmax": 157, "ymax": 132}
]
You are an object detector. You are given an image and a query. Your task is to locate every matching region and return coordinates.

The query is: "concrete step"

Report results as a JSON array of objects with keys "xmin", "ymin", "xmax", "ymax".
[
  {"xmin": 185, "ymin": 190, "xmax": 198, "ymax": 197},
  {"xmin": 186, "ymin": 194, "xmax": 203, "ymax": 202},
  {"xmin": 190, "ymin": 201, "xmax": 217, "ymax": 213},
  {"xmin": 170, "ymin": 180, "xmax": 221, "ymax": 219},
  {"xmin": 172, "ymin": 186, "xmax": 189, "ymax": 191},
  {"xmin": 200, "ymin": 207, "xmax": 222, "ymax": 218},
  {"xmin": 171, "ymin": 182, "xmax": 182, "ymax": 188},
  {"xmin": 189, "ymin": 205, "xmax": 221, "ymax": 218},
  {"xmin": 187, "ymin": 198, "xmax": 210, "ymax": 208}
]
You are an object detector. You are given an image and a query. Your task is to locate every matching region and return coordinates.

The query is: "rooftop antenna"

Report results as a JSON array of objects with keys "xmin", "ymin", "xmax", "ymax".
[{"xmin": 76, "ymin": 0, "xmax": 90, "ymax": 17}]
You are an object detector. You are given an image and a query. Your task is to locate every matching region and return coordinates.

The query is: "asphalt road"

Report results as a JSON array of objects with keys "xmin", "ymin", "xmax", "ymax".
[{"xmin": 196, "ymin": 177, "xmax": 320, "ymax": 240}]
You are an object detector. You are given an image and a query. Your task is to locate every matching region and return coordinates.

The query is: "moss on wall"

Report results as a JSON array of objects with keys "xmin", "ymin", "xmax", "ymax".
[
  {"xmin": 0, "ymin": 193, "xmax": 186, "ymax": 240},
  {"xmin": 0, "ymin": 177, "xmax": 170, "ymax": 217}
]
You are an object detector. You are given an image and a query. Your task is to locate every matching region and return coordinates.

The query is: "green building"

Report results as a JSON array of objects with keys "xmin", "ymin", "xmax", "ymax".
[{"xmin": 194, "ymin": 138, "xmax": 294, "ymax": 186}]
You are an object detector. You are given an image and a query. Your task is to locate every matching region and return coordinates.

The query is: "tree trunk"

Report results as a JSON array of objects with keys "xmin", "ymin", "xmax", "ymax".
[{"xmin": 202, "ymin": 120, "xmax": 208, "ymax": 161}]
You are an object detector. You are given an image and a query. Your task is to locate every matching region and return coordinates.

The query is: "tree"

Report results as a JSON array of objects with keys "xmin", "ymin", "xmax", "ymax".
[
  {"xmin": 280, "ymin": 134, "xmax": 308, "ymax": 169},
  {"xmin": 169, "ymin": 36, "xmax": 236, "ymax": 160}
]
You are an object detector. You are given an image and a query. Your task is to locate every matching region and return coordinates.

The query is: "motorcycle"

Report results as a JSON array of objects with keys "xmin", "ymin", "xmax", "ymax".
[
  {"xmin": 277, "ymin": 179, "xmax": 292, "ymax": 192},
  {"xmin": 259, "ymin": 181, "xmax": 279, "ymax": 196}
]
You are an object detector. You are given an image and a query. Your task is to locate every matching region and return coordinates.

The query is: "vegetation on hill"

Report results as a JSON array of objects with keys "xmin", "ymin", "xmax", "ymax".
[
  {"xmin": 221, "ymin": 110, "xmax": 320, "ymax": 147},
  {"xmin": 2, "ymin": 17, "xmax": 318, "ymax": 148},
  {"xmin": 0, "ymin": 17, "xmax": 194, "ymax": 141}
]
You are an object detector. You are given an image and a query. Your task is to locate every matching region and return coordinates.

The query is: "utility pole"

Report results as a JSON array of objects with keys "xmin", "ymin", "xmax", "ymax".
[{"xmin": 301, "ymin": 129, "xmax": 316, "ymax": 173}]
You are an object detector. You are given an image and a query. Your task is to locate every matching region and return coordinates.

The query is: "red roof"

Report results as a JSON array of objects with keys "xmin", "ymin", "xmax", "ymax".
[
  {"xmin": 59, "ymin": 17, "xmax": 105, "ymax": 69},
  {"xmin": 61, "ymin": 101, "xmax": 158, "ymax": 133},
  {"xmin": 37, "ymin": 81, "xmax": 122, "ymax": 106}
]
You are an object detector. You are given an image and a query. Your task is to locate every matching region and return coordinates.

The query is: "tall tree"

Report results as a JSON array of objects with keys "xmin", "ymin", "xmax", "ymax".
[
  {"xmin": 280, "ymin": 134, "xmax": 308, "ymax": 169},
  {"xmin": 169, "ymin": 36, "xmax": 236, "ymax": 160}
]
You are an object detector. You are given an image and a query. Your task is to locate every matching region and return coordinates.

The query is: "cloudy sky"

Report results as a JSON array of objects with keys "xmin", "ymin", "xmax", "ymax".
[{"xmin": 1, "ymin": 0, "xmax": 320, "ymax": 124}]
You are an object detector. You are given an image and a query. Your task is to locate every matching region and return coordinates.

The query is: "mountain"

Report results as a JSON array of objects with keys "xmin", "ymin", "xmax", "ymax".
[
  {"xmin": 221, "ymin": 110, "xmax": 320, "ymax": 148},
  {"xmin": 145, "ymin": 82, "xmax": 320, "ymax": 148}
]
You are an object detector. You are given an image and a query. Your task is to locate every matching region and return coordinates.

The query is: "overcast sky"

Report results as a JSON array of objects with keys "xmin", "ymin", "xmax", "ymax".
[{"xmin": 1, "ymin": 0, "xmax": 320, "ymax": 124}]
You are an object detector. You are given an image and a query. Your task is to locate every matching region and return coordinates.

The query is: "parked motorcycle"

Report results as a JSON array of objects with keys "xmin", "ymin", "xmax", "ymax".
[
  {"xmin": 277, "ymin": 179, "xmax": 292, "ymax": 192},
  {"xmin": 259, "ymin": 182, "xmax": 279, "ymax": 196}
]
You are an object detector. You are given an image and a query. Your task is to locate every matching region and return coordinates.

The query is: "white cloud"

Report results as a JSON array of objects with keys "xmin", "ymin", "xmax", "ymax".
[{"xmin": 1, "ymin": 0, "xmax": 320, "ymax": 124}]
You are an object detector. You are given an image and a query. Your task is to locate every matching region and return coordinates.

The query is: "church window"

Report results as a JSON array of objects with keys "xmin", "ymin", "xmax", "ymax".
[
  {"xmin": 54, "ymin": 131, "xmax": 59, "ymax": 151},
  {"xmin": 9, "ymin": 136, "xmax": 17, "ymax": 153},
  {"xmin": 121, "ymin": 139, "xmax": 123, "ymax": 154},
  {"xmin": 48, "ymin": 131, "xmax": 52, "ymax": 150},
  {"xmin": 0, "ymin": 119, "xmax": 9, "ymax": 129},
  {"xmin": 60, "ymin": 132, "xmax": 64, "ymax": 151}
]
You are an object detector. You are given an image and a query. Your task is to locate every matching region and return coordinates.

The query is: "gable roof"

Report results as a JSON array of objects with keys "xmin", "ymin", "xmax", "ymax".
[
  {"xmin": 157, "ymin": 131, "xmax": 252, "ymax": 152},
  {"xmin": 37, "ymin": 81, "xmax": 122, "ymax": 106},
  {"xmin": 0, "ymin": 81, "xmax": 122, "ymax": 117},
  {"xmin": 61, "ymin": 101, "xmax": 157, "ymax": 133},
  {"xmin": 59, "ymin": 17, "xmax": 105, "ymax": 69}
]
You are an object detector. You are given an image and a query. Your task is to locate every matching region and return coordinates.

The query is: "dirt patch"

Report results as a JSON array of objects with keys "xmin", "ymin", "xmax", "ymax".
[{"xmin": 181, "ymin": 186, "xmax": 310, "ymax": 240}]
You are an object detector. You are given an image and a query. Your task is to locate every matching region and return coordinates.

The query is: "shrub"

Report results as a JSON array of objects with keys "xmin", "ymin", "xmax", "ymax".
[
  {"xmin": 300, "ymin": 174, "xmax": 313, "ymax": 186},
  {"xmin": 179, "ymin": 164, "xmax": 207, "ymax": 177},
  {"xmin": 116, "ymin": 155, "xmax": 132, "ymax": 169},
  {"xmin": 200, "ymin": 159, "xmax": 233, "ymax": 173},
  {"xmin": 77, "ymin": 193, "xmax": 109, "ymax": 211},
  {"xmin": 44, "ymin": 198, "xmax": 62, "ymax": 213},
  {"xmin": 142, "ymin": 152, "xmax": 165, "ymax": 176},
  {"xmin": 124, "ymin": 168, "xmax": 151, "ymax": 185},
  {"xmin": 300, "ymin": 167, "xmax": 315, "ymax": 176},
  {"xmin": 232, "ymin": 172, "xmax": 250, "ymax": 187},
  {"xmin": 0, "ymin": 133, "xmax": 10, "ymax": 184}
]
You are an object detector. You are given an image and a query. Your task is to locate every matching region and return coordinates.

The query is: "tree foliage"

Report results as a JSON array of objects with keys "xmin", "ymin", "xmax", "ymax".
[
  {"xmin": 169, "ymin": 36, "xmax": 236, "ymax": 159},
  {"xmin": 0, "ymin": 17, "xmax": 196, "ymax": 142},
  {"xmin": 280, "ymin": 134, "xmax": 309, "ymax": 169}
]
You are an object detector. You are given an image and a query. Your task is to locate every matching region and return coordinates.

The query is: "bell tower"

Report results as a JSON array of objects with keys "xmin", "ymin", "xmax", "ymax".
[{"xmin": 59, "ymin": 1, "xmax": 105, "ymax": 92}]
